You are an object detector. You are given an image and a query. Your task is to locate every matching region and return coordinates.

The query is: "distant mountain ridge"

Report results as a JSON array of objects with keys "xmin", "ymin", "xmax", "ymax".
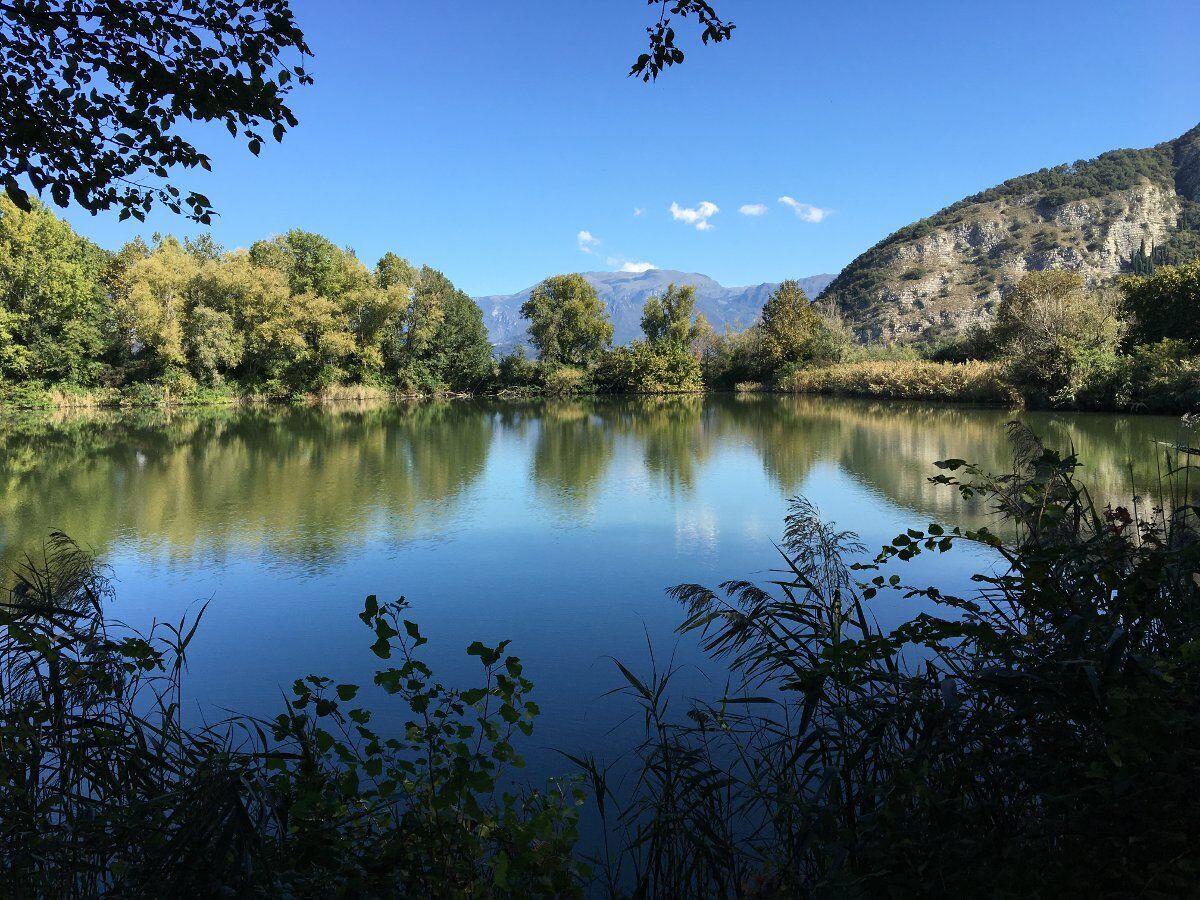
[
  {"xmin": 476, "ymin": 269, "xmax": 836, "ymax": 350},
  {"xmin": 820, "ymin": 122, "xmax": 1200, "ymax": 342}
]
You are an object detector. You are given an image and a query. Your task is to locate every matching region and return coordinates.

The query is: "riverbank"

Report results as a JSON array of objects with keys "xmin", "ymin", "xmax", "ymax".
[
  {"xmin": 0, "ymin": 380, "xmax": 476, "ymax": 412},
  {"xmin": 775, "ymin": 359, "xmax": 1019, "ymax": 406},
  {"xmin": 772, "ymin": 355, "xmax": 1200, "ymax": 414},
  {"xmin": 5, "ymin": 352, "xmax": 1199, "ymax": 415}
]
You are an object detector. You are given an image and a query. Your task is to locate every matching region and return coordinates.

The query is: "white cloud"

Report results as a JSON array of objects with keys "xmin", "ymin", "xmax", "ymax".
[
  {"xmin": 739, "ymin": 203, "xmax": 768, "ymax": 216},
  {"xmin": 669, "ymin": 200, "xmax": 719, "ymax": 231},
  {"xmin": 633, "ymin": 207, "xmax": 644, "ymax": 217},
  {"xmin": 577, "ymin": 229, "xmax": 600, "ymax": 253},
  {"xmin": 778, "ymin": 196, "xmax": 831, "ymax": 222},
  {"xmin": 606, "ymin": 256, "xmax": 656, "ymax": 274}
]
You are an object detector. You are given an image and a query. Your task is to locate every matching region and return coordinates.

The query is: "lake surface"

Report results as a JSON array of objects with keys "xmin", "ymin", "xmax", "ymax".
[{"xmin": 0, "ymin": 395, "xmax": 1188, "ymax": 779}]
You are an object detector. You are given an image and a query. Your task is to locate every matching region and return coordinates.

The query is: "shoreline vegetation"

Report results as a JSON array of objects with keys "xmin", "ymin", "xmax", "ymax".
[{"xmin": 3, "ymin": 198, "xmax": 1199, "ymax": 416}]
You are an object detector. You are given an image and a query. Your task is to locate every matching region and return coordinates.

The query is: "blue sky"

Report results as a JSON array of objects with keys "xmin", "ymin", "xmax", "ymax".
[{"xmin": 60, "ymin": 0, "xmax": 1200, "ymax": 296}]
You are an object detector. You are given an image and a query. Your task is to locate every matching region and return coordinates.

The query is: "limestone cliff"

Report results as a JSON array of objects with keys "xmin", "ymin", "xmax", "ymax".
[{"xmin": 821, "ymin": 124, "xmax": 1200, "ymax": 342}]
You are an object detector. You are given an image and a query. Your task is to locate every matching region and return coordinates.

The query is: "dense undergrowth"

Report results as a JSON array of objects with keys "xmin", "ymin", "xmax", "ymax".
[{"xmin": 3, "ymin": 422, "xmax": 1199, "ymax": 896}]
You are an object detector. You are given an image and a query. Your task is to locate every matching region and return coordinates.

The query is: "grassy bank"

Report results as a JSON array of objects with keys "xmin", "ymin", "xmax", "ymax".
[
  {"xmin": 0, "ymin": 380, "xmax": 472, "ymax": 411},
  {"xmin": 777, "ymin": 358, "xmax": 1019, "ymax": 405}
]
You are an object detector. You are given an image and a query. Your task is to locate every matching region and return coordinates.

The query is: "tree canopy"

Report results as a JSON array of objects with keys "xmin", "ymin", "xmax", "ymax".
[
  {"xmin": 0, "ymin": 0, "xmax": 312, "ymax": 224},
  {"xmin": 0, "ymin": 200, "xmax": 496, "ymax": 395},
  {"xmin": 520, "ymin": 274, "xmax": 613, "ymax": 366}
]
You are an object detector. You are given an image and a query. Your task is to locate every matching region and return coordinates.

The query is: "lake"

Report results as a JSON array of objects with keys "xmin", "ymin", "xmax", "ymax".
[{"xmin": 0, "ymin": 395, "xmax": 1188, "ymax": 780}]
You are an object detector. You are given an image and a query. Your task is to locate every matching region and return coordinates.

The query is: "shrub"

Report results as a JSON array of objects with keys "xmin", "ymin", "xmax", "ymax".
[
  {"xmin": 539, "ymin": 363, "xmax": 591, "ymax": 397},
  {"xmin": 497, "ymin": 346, "xmax": 539, "ymax": 389},
  {"xmin": 1121, "ymin": 260, "xmax": 1200, "ymax": 351},
  {"xmin": 1035, "ymin": 340, "xmax": 1200, "ymax": 413}
]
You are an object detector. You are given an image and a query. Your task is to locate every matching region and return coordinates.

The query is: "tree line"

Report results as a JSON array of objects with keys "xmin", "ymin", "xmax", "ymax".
[
  {"xmin": 4, "ymin": 196, "xmax": 1199, "ymax": 410},
  {"xmin": 0, "ymin": 198, "xmax": 848, "ymax": 405},
  {"xmin": 0, "ymin": 197, "xmax": 497, "ymax": 400}
]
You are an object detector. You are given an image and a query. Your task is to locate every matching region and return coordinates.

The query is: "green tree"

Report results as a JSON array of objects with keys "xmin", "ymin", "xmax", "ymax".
[
  {"xmin": 1121, "ymin": 260, "xmax": 1200, "ymax": 351},
  {"xmin": 249, "ymin": 230, "xmax": 371, "ymax": 299},
  {"xmin": 395, "ymin": 267, "xmax": 493, "ymax": 390},
  {"xmin": 521, "ymin": 274, "xmax": 613, "ymax": 366},
  {"xmin": 641, "ymin": 283, "xmax": 700, "ymax": 348},
  {"xmin": 758, "ymin": 279, "xmax": 843, "ymax": 377},
  {"xmin": 0, "ymin": 197, "xmax": 109, "ymax": 384}
]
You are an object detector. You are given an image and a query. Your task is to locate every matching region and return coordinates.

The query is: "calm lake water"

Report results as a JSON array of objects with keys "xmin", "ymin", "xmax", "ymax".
[{"xmin": 0, "ymin": 395, "xmax": 1188, "ymax": 780}]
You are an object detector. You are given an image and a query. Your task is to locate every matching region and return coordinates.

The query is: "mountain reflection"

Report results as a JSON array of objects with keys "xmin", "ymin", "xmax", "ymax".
[{"xmin": 0, "ymin": 396, "xmax": 1185, "ymax": 572}]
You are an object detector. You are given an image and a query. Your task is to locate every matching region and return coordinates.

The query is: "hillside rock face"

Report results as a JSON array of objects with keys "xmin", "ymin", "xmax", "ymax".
[
  {"xmin": 476, "ymin": 270, "xmax": 835, "ymax": 351},
  {"xmin": 820, "ymin": 123, "xmax": 1200, "ymax": 342}
]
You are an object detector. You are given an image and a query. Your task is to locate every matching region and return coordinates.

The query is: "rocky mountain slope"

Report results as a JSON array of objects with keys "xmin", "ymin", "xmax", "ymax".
[
  {"xmin": 476, "ymin": 269, "xmax": 835, "ymax": 350},
  {"xmin": 820, "ymin": 123, "xmax": 1200, "ymax": 342}
]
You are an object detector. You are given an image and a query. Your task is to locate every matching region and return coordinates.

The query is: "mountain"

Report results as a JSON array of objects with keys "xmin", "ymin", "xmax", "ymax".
[
  {"xmin": 819, "ymin": 123, "xmax": 1200, "ymax": 342},
  {"xmin": 476, "ymin": 270, "xmax": 836, "ymax": 350}
]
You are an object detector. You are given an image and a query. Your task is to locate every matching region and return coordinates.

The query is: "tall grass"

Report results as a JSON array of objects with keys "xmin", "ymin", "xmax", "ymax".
[{"xmin": 779, "ymin": 358, "xmax": 1018, "ymax": 404}]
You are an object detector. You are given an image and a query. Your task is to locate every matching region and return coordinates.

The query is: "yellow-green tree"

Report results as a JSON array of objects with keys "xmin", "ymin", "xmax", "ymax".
[{"xmin": 113, "ymin": 237, "xmax": 198, "ymax": 374}]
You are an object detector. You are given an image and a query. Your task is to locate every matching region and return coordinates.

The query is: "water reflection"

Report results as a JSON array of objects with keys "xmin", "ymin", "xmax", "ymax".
[
  {"xmin": 0, "ymin": 400, "xmax": 494, "ymax": 574},
  {"xmin": 0, "ymin": 395, "xmax": 1187, "ymax": 573}
]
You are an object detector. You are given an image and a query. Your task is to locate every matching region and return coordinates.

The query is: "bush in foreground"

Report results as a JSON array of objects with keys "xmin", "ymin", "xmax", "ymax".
[
  {"xmin": 573, "ymin": 424, "xmax": 1200, "ymax": 896},
  {"xmin": 0, "ymin": 537, "xmax": 584, "ymax": 897}
]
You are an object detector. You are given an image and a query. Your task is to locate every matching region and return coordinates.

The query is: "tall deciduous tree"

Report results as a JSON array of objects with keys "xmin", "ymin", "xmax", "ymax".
[
  {"xmin": 397, "ymin": 267, "xmax": 493, "ymax": 389},
  {"xmin": 641, "ymin": 283, "xmax": 700, "ymax": 349},
  {"xmin": 994, "ymin": 270, "xmax": 1126, "ymax": 402},
  {"xmin": 521, "ymin": 274, "xmax": 613, "ymax": 366}
]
